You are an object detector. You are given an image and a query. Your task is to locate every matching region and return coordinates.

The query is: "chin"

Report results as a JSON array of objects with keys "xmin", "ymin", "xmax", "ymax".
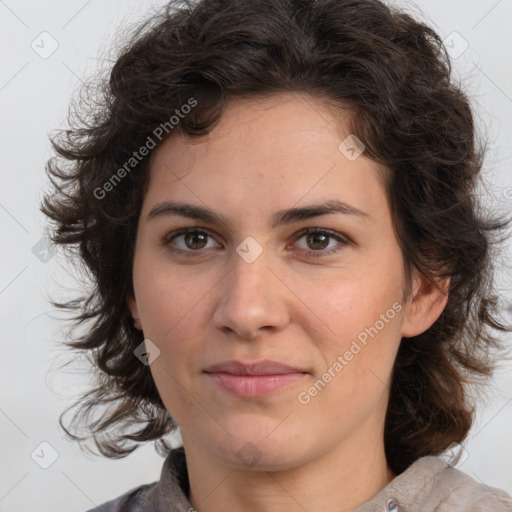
[{"xmin": 201, "ymin": 427, "xmax": 310, "ymax": 472}]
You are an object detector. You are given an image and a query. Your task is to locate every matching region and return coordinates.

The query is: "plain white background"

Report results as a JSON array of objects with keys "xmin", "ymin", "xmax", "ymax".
[{"xmin": 1, "ymin": 0, "xmax": 511, "ymax": 510}]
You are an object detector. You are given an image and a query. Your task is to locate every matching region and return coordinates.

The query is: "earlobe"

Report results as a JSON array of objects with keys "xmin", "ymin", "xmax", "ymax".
[
  {"xmin": 127, "ymin": 294, "xmax": 142, "ymax": 330},
  {"xmin": 400, "ymin": 272, "xmax": 450, "ymax": 338}
]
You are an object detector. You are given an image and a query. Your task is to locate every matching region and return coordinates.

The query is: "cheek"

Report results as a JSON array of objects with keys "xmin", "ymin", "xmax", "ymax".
[
  {"xmin": 134, "ymin": 249, "xmax": 206, "ymax": 331},
  {"xmin": 299, "ymin": 269, "xmax": 403, "ymax": 345},
  {"xmin": 135, "ymin": 271, "xmax": 208, "ymax": 416},
  {"xmin": 133, "ymin": 258, "xmax": 221, "ymax": 388},
  {"xmin": 298, "ymin": 256, "xmax": 404, "ymax": 401},
  {"xmin": 299, "ymin": 279, "xmax": 402, "ymax": 423}
]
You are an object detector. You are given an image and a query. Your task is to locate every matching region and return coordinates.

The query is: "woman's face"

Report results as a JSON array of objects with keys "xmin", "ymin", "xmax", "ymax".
[{"xmin": 128, "ymin": 92, "xmax": 434, "ymax": 471}]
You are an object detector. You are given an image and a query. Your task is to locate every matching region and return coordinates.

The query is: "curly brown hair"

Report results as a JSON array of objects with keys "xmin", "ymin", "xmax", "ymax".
[{"xmin": 42, "ymin": 0, "xmax": 511, "ymax": 475}]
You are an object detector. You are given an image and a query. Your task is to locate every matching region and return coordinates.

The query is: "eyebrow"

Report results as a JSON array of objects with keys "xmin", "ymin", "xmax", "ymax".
[{"xmin": 146, "ymin": 199, "xmax": 370, "ymax": 228}]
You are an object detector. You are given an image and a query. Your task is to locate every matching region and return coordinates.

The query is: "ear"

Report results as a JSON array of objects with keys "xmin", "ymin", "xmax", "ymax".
[
  {"xmin": 127, "ymin": 293, "xmax": 142, "ymax": 330},
  {"xmin": 400, "ymin": 270, "xmax": 450, "ymax": 338}
]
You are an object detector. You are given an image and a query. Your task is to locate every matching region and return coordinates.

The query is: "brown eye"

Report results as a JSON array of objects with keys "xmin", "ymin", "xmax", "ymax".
[
  {"xmin": 164, "ymin": 229, "xmax": 219, "ymax": 254},
  {"xmin": 183, "ymin": 231, "xmax": 209, "ymax": 250},
  {"xmin": 293, "ymin": 228, "xmax": 349, "ymax": 257},
  {"xmin": 306, "ymin": 232, "xmax": 330, "ymax": 250}
]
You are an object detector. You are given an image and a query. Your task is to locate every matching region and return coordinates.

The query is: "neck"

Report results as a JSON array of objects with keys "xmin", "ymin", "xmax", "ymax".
[{"xmin": 184, "ymin": 429, "xmax": 395, "ymax": 512}]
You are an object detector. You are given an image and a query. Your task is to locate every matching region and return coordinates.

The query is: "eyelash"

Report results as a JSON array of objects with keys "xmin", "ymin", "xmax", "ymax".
[{"xmin": 162, "ymin": 227, "xmax": 350, "ymax": 258}]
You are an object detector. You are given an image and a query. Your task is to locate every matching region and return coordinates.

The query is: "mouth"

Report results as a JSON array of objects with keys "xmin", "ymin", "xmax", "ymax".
[{"xmin": 203, "ymin": 359, "xmax": 309, "ymax": 398}]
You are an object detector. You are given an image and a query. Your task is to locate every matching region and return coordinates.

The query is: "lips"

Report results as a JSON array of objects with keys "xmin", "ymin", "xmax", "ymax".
[
  {"xmin": 204, "ymin": 359, "xmax": 309, "ymax": 397},
  {"xmin": 204, "ymin": 359, "xmax": 307, "ymax": 376}
]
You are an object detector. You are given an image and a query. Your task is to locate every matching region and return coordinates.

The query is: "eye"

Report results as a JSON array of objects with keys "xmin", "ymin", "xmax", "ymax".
[
  {"xmin": 162, "ymin": 227, "xmax": 350, "ymax": 258},
  {"xmin": 163, "ymin": 228, "xmax": 220, "ymax": 255},
  {"xmin": 292, "ymin": 228, "xmax": 349, "ymax": 257}
]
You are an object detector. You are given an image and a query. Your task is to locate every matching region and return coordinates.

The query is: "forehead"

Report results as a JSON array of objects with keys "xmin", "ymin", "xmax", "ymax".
[{"xmin": 142, "ymin": 92, "xmax": 390, "ymax": 223}]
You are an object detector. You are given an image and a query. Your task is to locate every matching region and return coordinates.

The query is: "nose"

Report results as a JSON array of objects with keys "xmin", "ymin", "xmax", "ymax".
[{"xmin": 212, "ymin": 248, "xmax": 290, "ymax": 340}]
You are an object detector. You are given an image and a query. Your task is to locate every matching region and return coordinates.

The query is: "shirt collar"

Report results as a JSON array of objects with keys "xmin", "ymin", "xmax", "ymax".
[{"xmin": 141, "ymin": 446, "xmax": 448, "ymax": 512}]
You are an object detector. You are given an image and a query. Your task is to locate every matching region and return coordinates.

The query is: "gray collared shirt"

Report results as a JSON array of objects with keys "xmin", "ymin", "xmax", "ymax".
[{"xmin": 87, "ymin": 447, "xmax": 512, "ymax": 511}]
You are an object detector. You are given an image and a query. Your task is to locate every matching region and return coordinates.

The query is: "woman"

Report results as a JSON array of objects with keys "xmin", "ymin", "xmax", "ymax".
[{"xmin": 42, "ymin": 0, "xmax": 512, "ymax": 510}]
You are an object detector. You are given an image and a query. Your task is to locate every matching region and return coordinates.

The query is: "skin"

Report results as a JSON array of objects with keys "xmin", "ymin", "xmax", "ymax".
[{"xmin": 128, "ymin": 92, "xmax": 449, "ymax": 512}]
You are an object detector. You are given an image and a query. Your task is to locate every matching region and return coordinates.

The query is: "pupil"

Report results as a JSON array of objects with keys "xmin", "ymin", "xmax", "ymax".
[
  {"xmin": 308, "ymin": 233, "xmax": 328, "ymax": 250},
  {"xmin": 186, "ymin": 232, "xmax": 207, "ymax": 250}
]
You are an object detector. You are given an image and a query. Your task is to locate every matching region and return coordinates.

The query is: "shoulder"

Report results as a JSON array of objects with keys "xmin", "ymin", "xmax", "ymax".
[
  {"xmin": 84, "ymin": 483, "xmax": 157, "ymax": 512},
  {"xmin": 402, "ymin": 456, "xmax": 512, "ymax": 511},
  {"xmin": 82, "ymin": 447, "xmax": 190, "ymax": 512},
  {"xmin": 430, "ymin": 463, "xmax": 512, "ymax": 511},
  {"xmin": 356, "ymin": 456, "xmax": 512, "ymax": 512}
]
